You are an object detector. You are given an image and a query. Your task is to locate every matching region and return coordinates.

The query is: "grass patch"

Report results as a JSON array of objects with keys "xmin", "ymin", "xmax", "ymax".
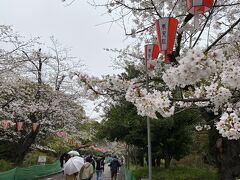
[{"xmin": 130, "ymin": 165, "xmax": 219, "ymax": 180}]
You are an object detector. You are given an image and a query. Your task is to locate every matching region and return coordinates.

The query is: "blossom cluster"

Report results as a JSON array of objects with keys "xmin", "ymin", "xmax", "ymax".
[
  {"xmin": 126, "ymin": 81, "xmax": 174, "ymax": 119},
  {"xmin": 162, "ymin": 50, "xmax": 216, "ymax": 89},
  {"xmin": 205, "ymin": 83, "xmax": 232, "ymax": 115},
  {"xmin": 220, "ymin": 59, "xmax": 240, "ymax": 89},
  {"xmin": 78, "ymin": 73, "xmax": 130, "ymax": 100},
  {"xmin": 216, "ymin": 112, "xmax": 240, "ymax": 140},
  {"xmin": 195, "ymin": 124, "xmax": 211, "ymax": 131}
]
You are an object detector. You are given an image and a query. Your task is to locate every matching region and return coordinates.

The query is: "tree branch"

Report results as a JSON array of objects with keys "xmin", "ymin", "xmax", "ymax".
[
  {"xmin": 150, "ymin": 0, "xmax": 161, "ymax": 18},
  {"xmin": 169, "ymin": 0, "xmax": 179, "ymax": 17},
  {"xmin": 205, "ymin": 17, "xmax": 240, "ymax": 53},
  {"xmin": 1, "ymin": 98, "xmax": 15, "ymax": 109},
  {"xmin": 192, "ymin": 0, "xmax": 218, "ymax": 48},
  {"xmin": 174, "ymin": 13, "xmax": 194, "ymax": 58},
  {"xmin": 170, "ymin": 98, "xmax": 210, "ymax": 102},
  {"xmin": 214, "ymin": 2, "xmax": 240, "ymax": 7},
  {"xmin": 115, "ymin": 1, "xmax": 154, "ymax": 11}
]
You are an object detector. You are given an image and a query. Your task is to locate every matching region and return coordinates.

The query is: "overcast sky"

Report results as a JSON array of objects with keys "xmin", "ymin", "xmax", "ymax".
[
  {"xmin": 0, "ymin": 0, "xmax": 128, "ymax": 76},
  {"xmin": 0, "ymin": 0, "xmax": 129, "ymax": 119}
]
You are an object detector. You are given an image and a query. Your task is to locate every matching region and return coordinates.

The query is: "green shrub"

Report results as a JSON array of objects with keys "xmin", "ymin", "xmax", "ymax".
[
  {"xmin": 21, "ymin": 151, "xmax": 56, "ymax": 167},
  {"xmin": 0, "ymin": 159, "xmax": 13, "ymax": 171},
  {"xmin": 40, "ymin": 136, "xmax": 72, "ymax": 157},
  {"xmin": 130, "ymin": 165, "xmax": 219, "ymax": 180}
]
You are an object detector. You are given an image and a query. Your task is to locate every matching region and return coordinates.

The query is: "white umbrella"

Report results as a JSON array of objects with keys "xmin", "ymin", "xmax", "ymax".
[
  {"xmin": 64, "ymin": 156, "xmax": 84, "ymax": 175},
  {"xmin": 68, "ymin": 150, "xmax": 80, "ymax": 156}
]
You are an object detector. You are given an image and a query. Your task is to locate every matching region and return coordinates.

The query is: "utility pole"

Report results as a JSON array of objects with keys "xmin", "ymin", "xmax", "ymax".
[{"xmin": 146, "ymin": 57, "xmax": 152, "ymax": 180}]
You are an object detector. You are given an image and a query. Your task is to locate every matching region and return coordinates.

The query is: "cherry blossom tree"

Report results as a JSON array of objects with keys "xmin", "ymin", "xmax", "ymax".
[
  {"xmin": 0, "ymin": 27, "xmax": 87, "ymax": 164},
  {"xmin": 70, "ymin": 0, "xmax": 240, "ymax": 179}
]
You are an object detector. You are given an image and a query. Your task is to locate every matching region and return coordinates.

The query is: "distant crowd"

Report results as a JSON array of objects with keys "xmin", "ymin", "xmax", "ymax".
[{"xmin": 60, "ymin": 151, "xmax": 123, "ymax": 180}]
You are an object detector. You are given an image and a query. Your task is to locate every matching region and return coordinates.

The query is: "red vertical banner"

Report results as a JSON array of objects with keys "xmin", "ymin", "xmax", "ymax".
[
  {"xmin": 32, "ymin": 122, "xmax": 39, "ymax": 132},
  {"xmin": 16, "ymin": 121, "xmax": 24, "ymax": 131},
  {"xmin": 187, "ymin": 0, "xmax": 213, "ymax": 14},
  {"xmin": 144, "ymin": 44, "xmax": 159, "ymax": 70},
  {"xmin": 2, "ymin": 120, "xmax": 9, "ymax": 129},
  {"xmin": 155, "ymin": 17, "xmax": 178, "ymax": 63}
]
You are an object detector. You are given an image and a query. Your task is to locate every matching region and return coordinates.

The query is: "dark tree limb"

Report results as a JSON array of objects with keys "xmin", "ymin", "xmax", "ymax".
[
  {"xmin": 170, "ymin": 98, "xmax": 210, "ymax": 102},
  {"xmin": 192, "ymin": 0, "xmax": 218, "ymax": 48},
  {"xmin": 150, "ymin": 0, "xmax": 161, "ymax": 18},
  {"xmin": 205, "ymin": 17, "xmax": 240, "ymax": 53},
  {"xmin": 1, "ymin": 98, "xmax": 15, "ymax": 109},
  {"xmin": 172, "ymin": 13, "xmax": 194, "ymax": 59},
  {"xmin": 214, "ymin": 2, "xmax": 240, "ymax": 7},
  {"xmin": 169, "ymin": 0, "xmax": 179, "ymax": 17}
]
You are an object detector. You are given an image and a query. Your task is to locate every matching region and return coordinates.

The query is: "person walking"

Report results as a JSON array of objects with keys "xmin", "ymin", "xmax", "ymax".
[
  {"xmin": 79, "ymin": 157, "xmax": 94, "ymax": 180},
  {"xmin": 95, "ymin": 156, "xmax": 104, "ymax": 180},
  {"xmin": 65, "ymin": 173, "xmax": 78, "ymax": 180},
  {"xmin": 109, "ymin": 155, "xmax": 121, "ymax": 180},
  {"xmin": 89, "ymin": 155, "xmax": 96, "ymax": 172},
  {"xmin": 60, "ymin": 152, "xmax": 70, "ymax": 168}
]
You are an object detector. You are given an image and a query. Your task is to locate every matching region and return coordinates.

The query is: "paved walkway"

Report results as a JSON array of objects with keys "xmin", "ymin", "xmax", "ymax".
[{"xmin": 40, "ymin": 164, "xmax": 124, "ymax": 180}]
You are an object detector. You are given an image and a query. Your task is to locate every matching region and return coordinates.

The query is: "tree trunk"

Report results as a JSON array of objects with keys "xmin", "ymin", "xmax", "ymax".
[
  {"xmin": 152, "ymin": 156, "xmax": 156, "ymax": 167},
  {"xmin": 209, "ymin": 129, "xmax": 240, "ymax": 180},
  {"xmin": 202, "ymin": 109, "xmax": 240, "ymax": 180},
  {"xmin": 15, "ymin": 129, "xmax": 39, "ymax": 165},
  {"xmin": 156, "ymin": 156, "xmax": 161, "ymax": 167},
  {"xmin": 164, "ymin": 155, "xmax": 171, "ymax": 169},
  {"xmin": 136, "ymin": 150, "xmax": 144, "ymax": 166}
]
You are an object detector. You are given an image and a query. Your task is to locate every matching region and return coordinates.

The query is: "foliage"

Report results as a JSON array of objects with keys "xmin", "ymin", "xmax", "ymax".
[
  {"xmin": 98, "ymin": 99, "xmax": 146, "ymax": 146},
  {"xmin": 0, "ymin": 159, "xmax": 13, "ymax": 172},
  {"xmin": 40, "ymin": 136, "xmax": 71, "ymax": 157},
  {"xmin": 78, "ymin": 120, "xmax": 101, "ymax": 144},
  {"xmin": 99, "ymin": 97, "xmax": 201, "ymax": 167},
  {"xmin": 21, "ymin": 151, "xmax": 56, "ymax": 167},
  {"xmin": 151, "ymin": 109, "xmax": 200, "ymax": 162},
  {"xmin": 130, "ymin": 165, "xmax": 219, "ymax": 180},
  {"xmin": 0, "ymin": 142, "xmax": 19, "ymax": 161}
]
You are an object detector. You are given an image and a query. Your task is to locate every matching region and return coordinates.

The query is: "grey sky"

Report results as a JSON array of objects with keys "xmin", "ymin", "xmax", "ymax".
[
  {"xmin": 0, "ymin": 0, "xmax": 129, "ymax": 119},
  {"xmin": 0, "ymin": 0, "xmax": 128, "ymax": 76}
]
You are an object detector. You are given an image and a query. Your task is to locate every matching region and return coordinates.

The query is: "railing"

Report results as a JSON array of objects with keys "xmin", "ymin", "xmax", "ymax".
[{"xmin": 0, "ymin": 161, "xmax": 62, "ymax": 180}]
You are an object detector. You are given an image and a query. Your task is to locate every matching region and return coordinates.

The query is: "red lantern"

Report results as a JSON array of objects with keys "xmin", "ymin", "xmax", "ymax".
[
  {"xmin": 188, "ymin": 0, "xmax": 213, "ymax": 28},
  {"xmin": 32, "ymin": 122, "xmax": 39, "ymax": 132},
  {"xmin": 144, "ymin": 44, "xmax": 159, "ymax": 71},
  {"xmin": 155, "ymin": 17, "xmax": 178, "ymax": 63},
  {"xmin": 16, "ymin": 121, "xmax": 24, "ymax": 131},
  {"xmin": 187, "ymin": 0, "xmax": 213, "ymax": 14},
  {"xmin": 1, "ymin": 120, "xmax": 9, "ymax": 129}
]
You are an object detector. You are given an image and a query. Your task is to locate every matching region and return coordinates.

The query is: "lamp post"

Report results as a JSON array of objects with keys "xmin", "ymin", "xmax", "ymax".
[
  {"xmin": 144, "ymin": 43, "xmax": 159, "ymax": 180},
  {"xmin": 146, "ymin": 66, "xmax": 152, "ymax": 180},
  {"xmin": 144, "ymin": 44, "xmax": 159, "ymax": 180}
]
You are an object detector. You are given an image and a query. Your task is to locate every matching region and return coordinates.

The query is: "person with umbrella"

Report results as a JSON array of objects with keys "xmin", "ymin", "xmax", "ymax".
[
  {"xmin": 64, "ymin": 156, "xmax": 84, "ymax": 180},
  {"xmin": 68, "ymin": 150, "xmax": 80, "ymax": 157},
  {"xmin": 60, "ymin": 153, "xmax": 71, "ymax": 169}
]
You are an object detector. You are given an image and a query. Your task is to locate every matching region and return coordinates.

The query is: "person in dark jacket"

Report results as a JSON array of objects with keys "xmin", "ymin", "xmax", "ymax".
[
  {"xmin": 60, "ymin": 153, "xmax": 70, "ymax": 168},
  {"xmin": 89, "ymin": 155, "xmax": 96, "ymax": 172},
  {"xmin": 109, "ymin": 156, "xmax": 121, "ymax": 180},
  {"xmin": 95, "ymin": 156, "xmax": 104, "ymax": 180}
]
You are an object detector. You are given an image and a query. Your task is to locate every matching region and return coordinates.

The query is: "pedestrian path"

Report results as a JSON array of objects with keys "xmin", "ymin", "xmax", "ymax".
[
  {"xmin": 92, "ymin": 164, "xmax": 123, "ymax": 180},
  {"xmin": 40, "ymin": 164, "xmax": 124, "ymax": 180}
]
